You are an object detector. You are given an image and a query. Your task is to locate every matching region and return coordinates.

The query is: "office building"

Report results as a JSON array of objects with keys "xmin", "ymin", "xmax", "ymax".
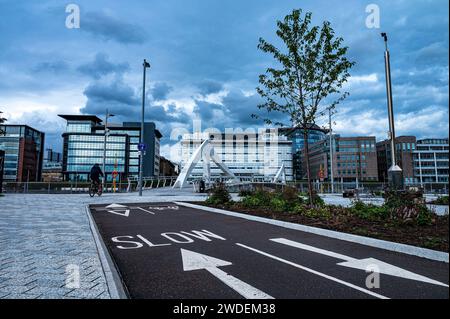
[
  {"xmin": 0, "ymin": 150, "xmax": 4, "ymax": 192},
  {"xmin": 280, "ymin": 125, "xmax": 328, "ymax": 180},
  {"xmin": 304, "ymin": 135, "xmax": 378, "ymax": 182},
  {"xmin": 44, "ymin": 148, "xmax": 62, "ymax": 164},
  {"xmin": 413, "ymin": 138, "xmax": 449, "ymax": 187},
  {"xmin": 58, "ymin": 115, "xmax": 161, "ymax": 181},
  {"xmin": 42, "ymin": 148, "xmax": 63, "ymax": 182},
  {"xmin": 376, "ymin": 136, "xmax": 416, "ymax": 185},
  {"xmin": 160, "ymin": 156, "xmax": 178, "ymax": 176},
  {"xmin": 179, "ymin": 130, "xmax": 293, "ymax": 182},
  {"xmin": 0, "ymin": 125, "xmax": 45, "ymax": 182}
]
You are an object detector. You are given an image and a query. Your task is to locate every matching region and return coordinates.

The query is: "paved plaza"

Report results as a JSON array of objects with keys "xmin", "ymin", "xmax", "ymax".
[{"xmin": 0, "ymin": 187, "xmax": 207, "ymax": 299}]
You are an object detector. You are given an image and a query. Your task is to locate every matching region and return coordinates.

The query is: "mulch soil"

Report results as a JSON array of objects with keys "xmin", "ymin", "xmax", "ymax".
[{"xmin": 192, "ymin": 202, "xmax": 449, "ymax": 252}]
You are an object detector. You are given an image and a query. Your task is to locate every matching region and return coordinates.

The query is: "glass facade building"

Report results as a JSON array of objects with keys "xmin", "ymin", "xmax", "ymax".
[
  {"xmin": 413, "ymin": 138, "xmax": 449, "ymax": 187},
  {"xmin": 376, "ymin": 136, "xmax": 417, "ymax": 185},
  {"xmin": 279, "ymin": 125, "xmax": 328, "ymax": 180},
  {"xmin": 180, "ymin": 131, "xmax": 293, "ymax": 182},
  {"xmin": 304, "ymin": 135, "xmax": 379, "ymax": 182},
  {"xmin": 0, "ymin": 125, "xmax": 45, "ymax": 182},
  {"xmin": 59, "ymin": 115, "xmax": 161, "ymax": 181}
]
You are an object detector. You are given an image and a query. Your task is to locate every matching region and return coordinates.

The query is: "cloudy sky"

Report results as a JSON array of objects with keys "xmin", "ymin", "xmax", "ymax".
[{"xmin": 0, "ymin": 0, "xmax": 448, "ymax": 162}]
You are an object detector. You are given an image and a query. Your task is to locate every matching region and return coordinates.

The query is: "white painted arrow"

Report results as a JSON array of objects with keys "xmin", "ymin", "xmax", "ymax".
[
  {"xmin": 180, "ymin": 249, "xmax": 274, "ymax": 299},
  {"xmin": 106, "ymin": 203, "xmax": 127, "ymax": 209},
  {"xmin": 271, "ymin": 238, "xmax": 448, "ymax": 288},
  {"xmin": 105, "ymin": 204, "xmax": 130, "ymax": 217}
]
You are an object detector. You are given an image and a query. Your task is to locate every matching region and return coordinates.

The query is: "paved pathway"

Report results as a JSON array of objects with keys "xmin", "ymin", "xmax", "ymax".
[{"xmin": 0, "ymin": 188, "xmax": 206, "ymax": 299}]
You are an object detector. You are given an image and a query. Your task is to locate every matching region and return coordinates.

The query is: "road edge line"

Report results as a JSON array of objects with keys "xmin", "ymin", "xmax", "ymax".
[
  {"xmin": 174, "ymin": 202, "xmax": 449, "ymax": 263},
  {"xmin": 85, "ymin": 205, "xmax": 129, "ymax": 299}
]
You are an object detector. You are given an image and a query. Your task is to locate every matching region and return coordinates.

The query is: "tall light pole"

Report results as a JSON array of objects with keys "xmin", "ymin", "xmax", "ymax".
[
  {"xmin": 328, "ymin": 107, "xmax": 335, "ymax": 193},
  {"xmin": 103, "ymin": 109, "xmax": 115, "ymax": 189},
  {"xmin": 381, "ymin": 33, "xmax": 403, "ymax": 189},
  {"xmin": 138, "ymin": 59, "xmax": 151, "ymax": 196}
]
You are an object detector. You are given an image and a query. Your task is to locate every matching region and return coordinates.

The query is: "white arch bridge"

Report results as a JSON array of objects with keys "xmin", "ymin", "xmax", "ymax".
[{"xmin": 172, "ymin": 139, "xmax": 287, "ymax": 190}]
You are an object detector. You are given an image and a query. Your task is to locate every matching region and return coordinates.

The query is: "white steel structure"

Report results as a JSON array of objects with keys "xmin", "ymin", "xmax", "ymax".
[
  {"xmin": 413, "ymin": 138, "xmax": 449, "ymax": 186},
  {"xmin": 174, "ymin": 130, "xmax": 293, "ymax": 188}
]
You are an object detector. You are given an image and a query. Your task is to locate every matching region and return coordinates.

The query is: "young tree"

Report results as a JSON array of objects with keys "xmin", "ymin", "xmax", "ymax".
[{"xmin": 254, "ymin": 9, "xmax": 355, "ymax": 206}]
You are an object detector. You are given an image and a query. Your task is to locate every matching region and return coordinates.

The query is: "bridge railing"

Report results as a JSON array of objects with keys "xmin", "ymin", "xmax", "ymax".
[
  {"xmin": 126, "ymin": 176, "xmax": 177, "ymax": 192},
  {"xmin": 1, "ymin": 181, "xmax": 127, "ymax": 194},
  {"xmin": 1, "ymin": 176, "xmax": 178, "ymax": 194}
]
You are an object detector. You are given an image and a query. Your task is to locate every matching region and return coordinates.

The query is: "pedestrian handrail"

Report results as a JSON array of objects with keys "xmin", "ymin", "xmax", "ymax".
[{"xmin": 1, "ymin": 177, "xmax": 178, "ymax": 194}]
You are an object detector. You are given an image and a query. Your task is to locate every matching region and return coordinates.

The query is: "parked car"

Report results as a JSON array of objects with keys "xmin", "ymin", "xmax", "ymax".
[{"xmin": 343, "ymin": 189, "xmax": 356, "ymax": 198}]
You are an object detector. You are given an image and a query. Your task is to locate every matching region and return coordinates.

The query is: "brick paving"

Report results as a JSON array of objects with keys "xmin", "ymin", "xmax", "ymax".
[{"xmin": 0, "ymin": 188, "xmax": 207, "ymax": 299}]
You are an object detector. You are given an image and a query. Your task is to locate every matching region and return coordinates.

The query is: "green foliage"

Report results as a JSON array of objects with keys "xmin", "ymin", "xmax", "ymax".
[
  {"xmin": 254, "ymin": 9, "xmax": 355, "ymax": 128},
  {"xmin": 302, "ymin": 206, "xmax": 332, "ymax": 219},
  {"xmin": 241, "ymin": 188, "xmax": 303, "ymax": 212},
  {"xmin": 432, "ymin": 196, "xmax": 449, "ymax": 206},
  {"xmin": 372, "ymin": 190, "xmax": 384, "ymax": 197},
  {"xmin": 238, "ymin": 189, "xmax": 254, "ymax": 197},
  {"xmin": 350, "ymin": 190, "xmax": 435, "ymax": 226},
  {"xmin": 306, "ymin": 193, "xmax": 325, "ymax": 207},
  {"xmin": 350, "ymin": 201, "xmax": 389, "ymax": 221},
  {"xmin": 280, "ymin": 186, "xmax": 300, "ymax": 202},
  {"xmin": 270, "ymin": 197, "xmax": 287, "ymax": 212},
  {"xmin": 253, "ymin": 9, "xmax": 355, "ymax": 207},
  {"xmin": 241, "ymin": 190, "xmax": 273, "ymax": 208},
  {"xmin": 234, "ymin": 186, "xmax": 436, "ymax": 227},
  {"xmin": 416, "ymin": 208, "xmax": 434, "ymax": 226},
  {"xmin": 205, "ymin": 182, "xmax": 232, "ymax": 206}
]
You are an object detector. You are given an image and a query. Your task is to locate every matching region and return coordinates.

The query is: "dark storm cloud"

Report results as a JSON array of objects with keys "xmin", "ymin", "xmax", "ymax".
[
  {"xmin": 151, "ymin": 82, "xmax": 173, "ymax": 101},
  {"xmin": 77, "ymin": 53, "xmax": 130, "ymax": 79},
  {"xmin": 198, "ymin": 80, "xmax": 224, "ymax": 95},
  {"xmin": 32, "ymin": 61, "xmax": 70, "ymax": 73},
  {"xmin": 80, "ymin": 79, "xmax": 190, "ymax": 127},
  {"xmin": 192, "ymin": 87, "xmax": 288, "ymax": 129},
  {"xmin": 82, "ymin": 11, "xmax": 147, "ymax": 44}
]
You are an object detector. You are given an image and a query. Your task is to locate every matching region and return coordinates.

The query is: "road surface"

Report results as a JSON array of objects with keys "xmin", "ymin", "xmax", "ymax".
[{"xmin": 89, "ymin": 202, "xmax": 449, "ymax": 299}]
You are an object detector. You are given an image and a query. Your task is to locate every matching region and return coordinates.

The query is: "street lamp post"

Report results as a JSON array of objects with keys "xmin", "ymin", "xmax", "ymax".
[
  {"xmin": 328, "ymin": 107, "xmax": 335, "ymax": 193},
  {"xmin": 138, "ymin": 59, "xmax": 151, "ymax": 196},
  {"xmin": 103, "ymin": 109, "xmax": 114, "ymax": 189},
  {"xmin": 381, "ymin": 33, "xmax": 403, "ymax": 189}
]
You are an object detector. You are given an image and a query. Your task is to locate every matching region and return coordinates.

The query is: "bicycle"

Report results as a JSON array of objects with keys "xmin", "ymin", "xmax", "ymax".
[{"xmin": 89, "ymin": 180, "xmax": 103, "ymax": 197}]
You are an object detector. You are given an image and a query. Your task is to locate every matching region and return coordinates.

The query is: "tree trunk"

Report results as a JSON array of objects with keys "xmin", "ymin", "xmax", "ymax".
[{"xmin": 303, "ymin": 129, "xmax": 314, "ymax": 207}]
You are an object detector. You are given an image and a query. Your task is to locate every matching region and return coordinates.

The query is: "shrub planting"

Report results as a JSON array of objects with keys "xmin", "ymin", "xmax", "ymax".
[
  {"xmin": 205, "ymin": 182, "xmax": 232, "ymax": 206},
  {"xmin": 431, "ymin": 196, "xmax": 449, "ymax": 206}
]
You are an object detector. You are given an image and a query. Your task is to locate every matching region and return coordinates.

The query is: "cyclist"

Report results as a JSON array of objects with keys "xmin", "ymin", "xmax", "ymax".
[{"xmin": 89, "ymin": 163, "xmax": 104, "ymax": 193}]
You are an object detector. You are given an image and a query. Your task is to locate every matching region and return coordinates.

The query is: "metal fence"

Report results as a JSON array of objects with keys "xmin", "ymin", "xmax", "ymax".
[
  {"xmin": 294, "ymin": 181, "xmax": 449, "ymax": 195},
  {"xmin": 1, "ymin": 176, "xmax": 178, "ymax": 194},
  {"xmin": 1, "ymin": 177, "xmax": 447, "ymax": 195},
  {"xmin": 221, "ymin": 180, "xmax": 448, "ymax": 195}
]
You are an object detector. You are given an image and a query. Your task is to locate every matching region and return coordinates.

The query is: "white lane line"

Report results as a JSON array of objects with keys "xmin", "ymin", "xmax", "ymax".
[
  {"xmin": 271, "ymin": 238, "xmax": 449, "ymax": 288},
  {"xmin": 136, "ymin": 207, "xmax": 155, "ymax": 215},
  {"xmin": 181, "ymin": 249, "xmax": 273, "ymax": 299},
  {"xmin": 270, "ymin": 238, "xmax": 356, "ymax": 262},
  {"xmin": 236, "ymin": 243, "xmax": 389, "ymax": 300},
  {"xmin": 207, "ymin": 267, "xmax": 274, "ymax": 300}
]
